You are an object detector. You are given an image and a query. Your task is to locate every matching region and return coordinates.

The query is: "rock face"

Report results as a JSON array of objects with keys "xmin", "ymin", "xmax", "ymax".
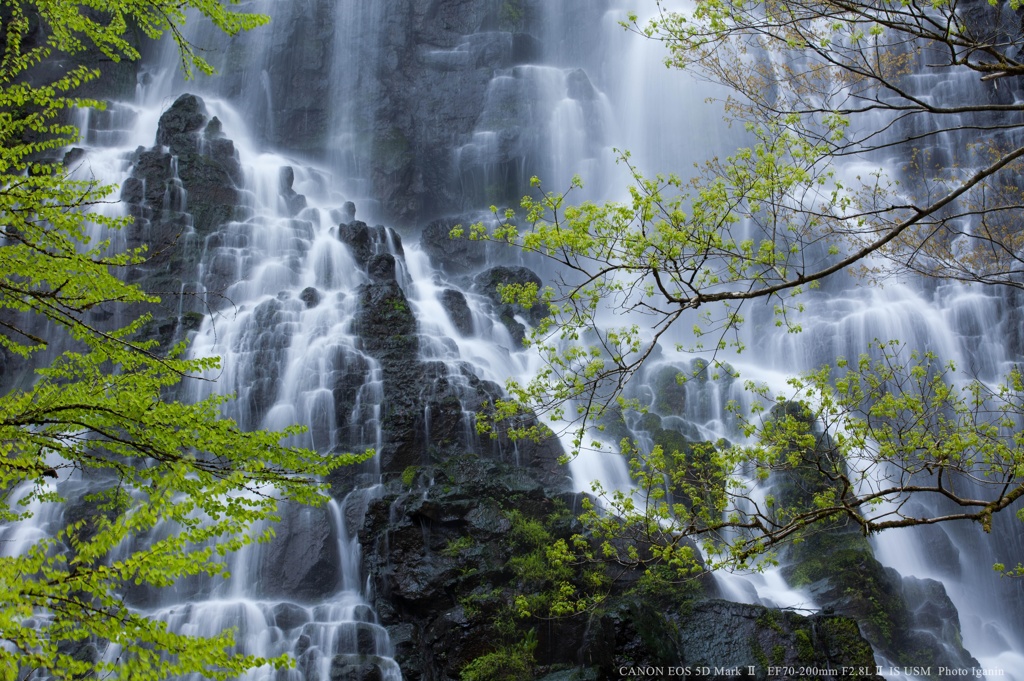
[
  {"xmin": 339, "ymin": 226, "xmax": 562, "ymax": 483},
  {"xmin": 771, "ymin": 403, "xmax": 979, "ymax": 677},
  {"xmin": 124, "ymin": 94, "xmax": 242, "ymax": 238},
  {"xmin": 439, "ymin": 289, "xmax": 473, "ymax": 336},
  {"xmin": 420, "ymin": 218, "xmax": 488, "ymax": 275},
  {"xmin": 108, "ymin": 0, "xmax": 602, "ymax": 225},
  {"xmin": 257, "ymin": 503, "xmax": 342, "ymax": 601},
  {"xmin": 357, "ymin": 456, "xmax": 880, "ymax": 681},
  {"xmin": 116, "ymin": 93, "xmax": 246, "ymax": 347}
]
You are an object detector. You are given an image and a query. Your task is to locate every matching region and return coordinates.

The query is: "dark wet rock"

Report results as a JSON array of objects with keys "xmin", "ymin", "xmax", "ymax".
[
  {"xmin": 115, "ymin": 94, "xmax": 246, "ymax": 342},
  {"xmin": 235, "ymin": 297, "xmax": 299, "ymax": 428},
  {"xmin": 353, "ymin": 279, "xmax": 421, "ymax": 472},
  {"xmin": 259, "ymin": 503, "xmax": 341, "ymax": 600},
  {"xmin": 62, "ymin": 147, "xmax": 86, "ymax": 167},
  {"xmin": 279, "ymin": 165, "xmax": 309, "ymax": 216},
  {"xmin": 774, "ymin": 402, "xmax": 978, "ymax": 675},
  {"xmin": 329, "ymin": 656, "xmax": 385, "ymax": 681},
  {"xmin": 356, "ymin": 281, "xmax": 417, "ymax": 362},
  {"xmin": 131, "ymin": 94, "xmax": 242, "ymax": 237},
  {"xmin": 650, "ymin": 365, "xmax": 688, "ymax": 417},
  {"xmin": 329, "ymin": 349, "xmax": 373, "ymax": 451},
  {"xmin": 439, "ymin": 289, "xmax": 473, "ymax": 335},
  {"xmin": 339, "ymin": 222, "xmax": 405, "ymax": 271},
  {"xmin": 121, "ymin": 148, "xmax": 173, "ymax": 208},
  {"xmin": 358, "ymin": 456, "xmax": 565, "ymax": 676},
  {"xmin": 790, "ymin": 540, "xmax": 978, "ymax": 674},
  {"xmin": 419, "ymin": 217, "xmax": 488, "ymax": 275},
  {"xmin": 338, "ymin": 221, "xmax": 376, "ymax": 268},
  {"xmin": 566, "ymin": 68, "xmax": 597, "ymax": 100},
  {"xmin": 273, "ymin": 602, "xmax": 312, "ymax": 631},
  {"xmin": 300, "ymin": 286, "xmax": 322, "ymax": 308},
  {"xmin": 511, "ymin": 32, "xmax": 543, "ymax": 63},
  {"xmin": 658, "ymin": 601, "xmax": 880, "ymax": 678},
  {"xmin": 368, "ymin": 253, "xmax": 397, "ymax": 282},
  {"xmin": 255, "ymin": 0, "xmax": 335, "ymax": 154},
  {"xmin": 156, "ymin": 94, "xmax": 207, "ymax": 150},
  {"xmin": 341, "ymin": 201, "xmax": 357, "ymax": 223},
  {"xmin": 357, "ymin": 454, "xmax": 875, "ymax": 681},
  {"xmin": 892, "ymin": 573, "xmax": 978, "ymax": 669}
]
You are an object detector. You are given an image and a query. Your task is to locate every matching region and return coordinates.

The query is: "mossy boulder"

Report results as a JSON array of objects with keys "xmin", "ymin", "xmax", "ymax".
[
  {"xmin": 774, "ymin": 404, "xmax": 979, "ymax": 677},
  {"xmin": 474, "ymin": 266, "xmax": 547, "ymax": 347},
  {"xmin": 650, "ymin": 365, "xmax": 688, "ymax": 417}
]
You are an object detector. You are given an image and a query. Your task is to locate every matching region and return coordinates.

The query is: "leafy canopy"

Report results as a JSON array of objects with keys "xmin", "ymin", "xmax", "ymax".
[
  {"xmin": 0, "ymin": 1, "xmax": 364, "ymax": 679},
  {"xmin": 460, "ymin": 0, "xmax": 1024, "ymax": 579}
]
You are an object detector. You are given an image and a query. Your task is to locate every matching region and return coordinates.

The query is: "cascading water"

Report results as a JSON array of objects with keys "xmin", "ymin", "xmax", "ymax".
[{"xmin": 8, "ymin": 0, "xmax": 1024, "ymax": 677}]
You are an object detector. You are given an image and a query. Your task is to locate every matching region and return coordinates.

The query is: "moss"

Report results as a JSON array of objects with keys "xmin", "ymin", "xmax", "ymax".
[
  {"xmin": 498, "ymin": 0, "xmax": 526, "ymax": 30},
  {"xmin": 180, "ymin": 311, "xmax": 204, "ymax": 331},
  {"xmin": 638, "ymin": 411, "xmax": 662, "ymax": 433},
  {"xmin": 794, "ymin": 628, "xmax": 815, "ymax": 663},
  {"xmin": 818, "ymin": 617, "xmax": 875, "ymax": 667},
  {"xmin": 749, "ymin": 637, "xmax": 769, "ymax": 670},
  {"xmin": 651, "ymin": 427, "xmax": 691, "ymax": 458},
  {"xmin": 790, "ymin": 543, "xmax": 903, "ymax": 646},
  {"xmin": 789, "ymin": 545, "xmax": 871, "ymax": 587},
  {"xmin": 623, "ymin": 602, "xmax": 678, "ymax": 667},
  {"xmin": 651, "ymin": 365, "xmax": 687, "ymax": 416},
  {"xmin": 756, "ymin": 608, "xmax": 784, "ymax": 634},
  {"xmin": 460, "ymin": 631, "xmax": 536, "ymax": 681},
  {"xmin": 443, "ymin": 535, "xmax": 476, "ymax": 558}
]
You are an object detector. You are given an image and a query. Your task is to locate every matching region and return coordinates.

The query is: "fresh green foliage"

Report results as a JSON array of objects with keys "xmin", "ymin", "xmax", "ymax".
[
  {"xmin": 458, "ymin": 506, "xmax": 611, "ymax": 681},
  {"xmin": 0, "ymin": 2, "xmax": 367, "ymax": 679},
  {"xmin": 460, "ymin": 630, "xmax": 536, "ymax": 681},
  {"xmin": 401, "ymin": 464, "xmax": 419, "ymax": 487},
  {"xmin": 12, "ymin": 0, "xmax": 269, "ymax": 79}
]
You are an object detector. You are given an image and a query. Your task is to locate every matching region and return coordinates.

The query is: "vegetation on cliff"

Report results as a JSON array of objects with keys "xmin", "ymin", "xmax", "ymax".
[{"xmin": 0, "ymin": 2, "xmax": 364, "ymax": 678}]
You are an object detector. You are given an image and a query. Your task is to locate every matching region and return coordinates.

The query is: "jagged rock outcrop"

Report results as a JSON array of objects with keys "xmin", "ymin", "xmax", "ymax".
[
  {"xmin": 339, "ymin": 222, "xmax": 406, "ymax": 271},
  {"xmin": 354, "ymin": 271, "xmax": 422, "ymax": 473},
  {"xmin": 771, "ymin": 402, "xmax": 978, "ymax": 677},
  {"xmin": 341, "ymin": 228, "xmax": 561, "ymax": 480},
  {"xmin": 358, "ymin": 455, "xmax": 879, "ymax": 681},
  {"xmin": 124, "ymin": 93, "xmax": 243, "ymax": 238},
  {"xmin": 116, "ymin": 93, "xmax": 248, "ymax": 346}
]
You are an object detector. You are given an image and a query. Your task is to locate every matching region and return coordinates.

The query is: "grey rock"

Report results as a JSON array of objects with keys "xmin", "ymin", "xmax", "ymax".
[
  {"xmin": 439, "ymin": 289, "xmax": 473, "ymax": 335},
  {"xmin": 420, "ymin": 218, "xmax": 488, "ymax": 274},
  {"xmin": 367, "ymin": 254, "xmax": 397, "ymax": 282},
  {"xmin": 300, "ymin": 286, "xmax": 322, "ymax": 308},
  {"xmin": 258, "ymin": 503, "xmax": 341, "ymax": 600}
]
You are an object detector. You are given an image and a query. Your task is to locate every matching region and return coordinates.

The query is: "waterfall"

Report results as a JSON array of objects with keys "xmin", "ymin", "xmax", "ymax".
[{"xmin": 6, "ymin": 0, "xmax": 1024, "ymax": 677}]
